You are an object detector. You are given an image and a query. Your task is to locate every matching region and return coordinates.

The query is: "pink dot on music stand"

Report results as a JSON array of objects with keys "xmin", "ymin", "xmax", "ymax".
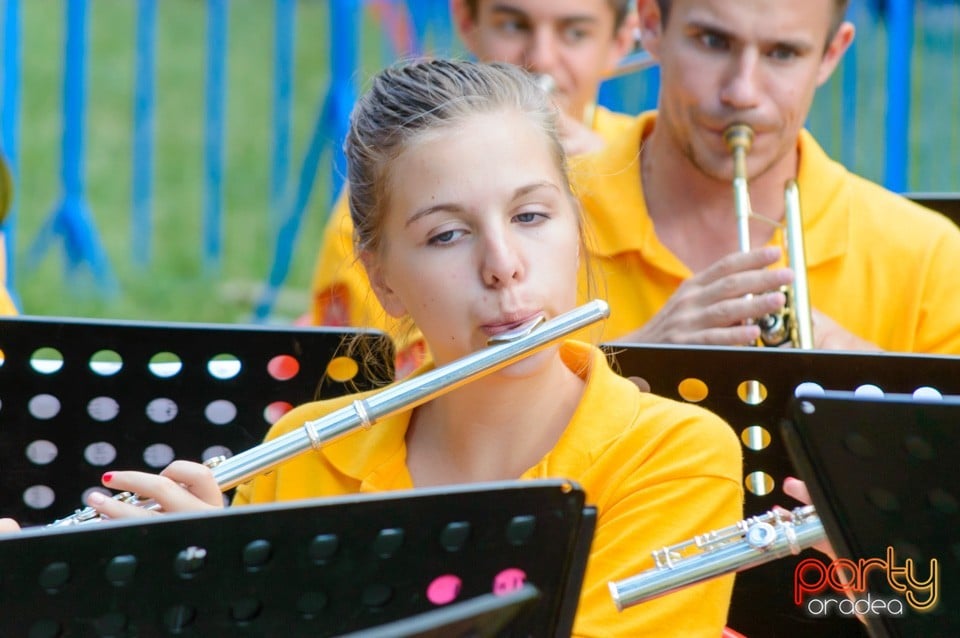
[
  {"xmin": 427, "ymin": 574, "xmax": 462, "ymax": 605},
  {"xmin": 263, "ymin": 401, "xmax": 293, "ymax": 424},
  {"xmin": 492, "ymin": 568, "xmax": 527, "ymax": 595},
  {"xmin": 267, "ymin": 355, "xmax": 300, "ymax": 381}
]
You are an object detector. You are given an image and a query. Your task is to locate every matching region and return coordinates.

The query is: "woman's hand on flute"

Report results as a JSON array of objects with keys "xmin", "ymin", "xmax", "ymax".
[{"xmin": 89, "ymin": 460, "xmax": 224, "ymax": 519}]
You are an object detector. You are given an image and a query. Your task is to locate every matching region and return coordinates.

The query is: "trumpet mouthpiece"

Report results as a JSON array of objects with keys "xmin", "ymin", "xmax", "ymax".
[
  {"xmin": 533, "ymin": 73, "xmax": 557, "ymax": 94},
  {"xmin": 723, "ymin": 124, "xmax": 754, "ymax": 153}
]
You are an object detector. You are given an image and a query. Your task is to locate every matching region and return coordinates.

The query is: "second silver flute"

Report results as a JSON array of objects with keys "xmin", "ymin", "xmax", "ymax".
[
  {"xmin": 609, "ymin": 505, "xmax": 826, "ymax": 610},
  {"xmin": 51, "ymin": 299, "xmax": 610, "ymax": 526}
]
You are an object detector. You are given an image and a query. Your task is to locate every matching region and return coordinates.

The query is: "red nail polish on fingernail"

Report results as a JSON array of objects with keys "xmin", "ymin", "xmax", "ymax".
[{"xmin": 102, "ymin": 472, "xmax": 114, "ymax": 484}]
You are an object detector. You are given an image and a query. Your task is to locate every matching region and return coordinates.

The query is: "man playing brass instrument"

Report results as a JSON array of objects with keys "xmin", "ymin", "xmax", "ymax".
[
  {"xmin": 575, "ymin": 0, "xmax": 960, "ymax": 353},
  {"xmin": 450, "ymin": 0, "xmax": 640, "ymax": 156}
]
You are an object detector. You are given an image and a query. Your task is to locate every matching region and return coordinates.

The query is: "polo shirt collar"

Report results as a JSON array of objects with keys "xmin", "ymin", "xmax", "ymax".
[{"xmin": 319, "ymin": 386, "xmax": 415, "ymax": 492}]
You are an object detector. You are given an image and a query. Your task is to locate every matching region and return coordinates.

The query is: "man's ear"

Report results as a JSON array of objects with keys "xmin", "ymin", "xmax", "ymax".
[
  {"xmin": 360, "ymin": 249, "xmax": 407, "ymax": 318},
  {"xmin": 607, "ymin": 9, "xmax": 641, "ymax": 71},
  {"xmin": 450, "ymin": 0, "xmax": 481, "ymax": 54},
  {"xmin": 635, "ymin": 0, "xmax": 665, "ymax": 61},
  {"xmin": 816, "ymin": 21, "xmax": 855, "ymax": 87}
]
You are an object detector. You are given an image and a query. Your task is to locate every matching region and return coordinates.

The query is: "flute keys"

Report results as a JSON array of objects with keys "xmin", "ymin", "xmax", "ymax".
[{"xmin": 745, "ymin": 522, "xmax": 777, "ymax": 550}]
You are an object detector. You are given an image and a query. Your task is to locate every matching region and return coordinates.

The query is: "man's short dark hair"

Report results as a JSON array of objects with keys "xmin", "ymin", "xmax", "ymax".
[{"xmin": 655, "ymin": 0, "xmax": 849, "ymax": 45}]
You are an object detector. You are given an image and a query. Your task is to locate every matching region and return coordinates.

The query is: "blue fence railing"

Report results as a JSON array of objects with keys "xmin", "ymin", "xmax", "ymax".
[
  {"xmin": 0, "ymin": 0, "xmax": 957, "ymax": 319},
  {"xmin": 24, "ymin": 0, "xmax": 116, "ymax": 296}
]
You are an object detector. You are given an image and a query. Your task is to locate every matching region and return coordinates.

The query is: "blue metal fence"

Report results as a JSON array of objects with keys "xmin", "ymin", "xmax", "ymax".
[
  {"xmin": 24, "ymin": 0, "xmax": 115, "ymax": 296},
  {"xmin": 0, "ymin": 0, "xmax": 20, "ymax": 306},
  {"xmin": 0, "ymin": 0, "xmax": 957, "ymax": 318}
]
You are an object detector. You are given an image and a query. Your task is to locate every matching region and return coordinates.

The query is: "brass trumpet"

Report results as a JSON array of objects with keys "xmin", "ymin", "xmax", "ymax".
[
  {"xmin": 724, "ymin": 124, "xmax": 813, "ymax": 349},
  {"xmin": 49, "ymin": 300, "xmax": 611, "ymax": 526}
]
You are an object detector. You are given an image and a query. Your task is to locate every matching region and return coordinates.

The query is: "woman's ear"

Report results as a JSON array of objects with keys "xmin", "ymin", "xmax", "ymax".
[
  {"xmin": 361, "ymin": 249, "xmax": 407, "ymax": 318},
  {"xmin": 607, "ymin": 9, "xmax": 641, "ymax": 71}
]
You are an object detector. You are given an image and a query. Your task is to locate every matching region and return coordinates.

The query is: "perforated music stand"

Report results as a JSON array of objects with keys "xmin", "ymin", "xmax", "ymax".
[
  {"xmin": 0, "ymin": 479, "xmax": 594, "ymax": 637},
  {"xmin": 0, "ymin": 316, "xmax": 393, "ymax": 526},
  {"xmin": 338, "ymin": 584, "xmax": 541, "ymax": 638},
  {"xmin": 782, "ymin": 392, "xmax": 959, "ymax": 638},
  {"xmin": 607, "ymin": 343, "xmax": 960, "ymax": 638}
]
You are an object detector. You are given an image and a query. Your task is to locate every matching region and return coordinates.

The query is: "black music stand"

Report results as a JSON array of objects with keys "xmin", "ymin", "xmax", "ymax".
[
  {"xmin": 782, "ymin": 392, "xmax": 959, "ymax": 638},
  {"xmin": 607, "ymin": 343, "xmax": 960, "ymax": 638},
  {"xmin": 0, "ymin": 479, "xmax": 594, "ymax": 637},
  {"xmin": 338, "ymin": 584, "xmax": 541, "ymax": 638},
  {"xmin": 0, "ymin": 316, "xmax": 393, "ymax": 526}
]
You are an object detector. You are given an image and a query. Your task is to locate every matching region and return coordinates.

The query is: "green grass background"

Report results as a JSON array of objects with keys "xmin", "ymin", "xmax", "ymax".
[
  {"xmin": 10, "ymin": 0, "xmax": 387, "ymax": 323},
  {"xmin": 5, "ymin": 1, "xmax": 959, "ymax": 324}
]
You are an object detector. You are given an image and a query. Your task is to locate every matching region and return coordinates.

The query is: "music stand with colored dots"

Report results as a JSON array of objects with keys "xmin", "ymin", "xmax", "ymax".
[
  {"xmin": 783, "ymin": 392, "xmax": 960, "ymax": 638},
  {"xmin": 608, "ymin": 343, "xmax": 960, "ymax": 638},
  {"xmin": 0, "ymin": 316, "xmax": 394, "ymax": 527},
  {"xmin": 0, "ymin": 479, "xmax": 595, "ymax": 637}
]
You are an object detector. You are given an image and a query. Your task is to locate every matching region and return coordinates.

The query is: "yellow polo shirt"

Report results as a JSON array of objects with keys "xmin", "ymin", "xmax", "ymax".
[
  {"xmin": 574, "ymin": 111, "xmax": 960, "ymax": 353},
  {"xmin": 234, "ymin": 340, "xmax": 743, "ymax": 637}
]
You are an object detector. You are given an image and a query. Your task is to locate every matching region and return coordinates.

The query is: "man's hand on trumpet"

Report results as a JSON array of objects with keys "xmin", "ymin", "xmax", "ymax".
[{"xmin": 621, "ymin": 247, "xmax": 793, "ymax": 346}]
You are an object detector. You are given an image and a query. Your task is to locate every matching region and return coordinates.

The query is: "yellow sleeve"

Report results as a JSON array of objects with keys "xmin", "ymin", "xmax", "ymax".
[
  {"xmin": 309, "ymin": 188, "xmax": 430, "ymax": 377},
  {"xmin": 309, "ymin": 189, "xmax": 388, "ymax": 329},
  {"xmin": 912, "ymin": 219, "xmax": 960, "ymax": 354},
  {"xmin": 573, "ymin": 405, "xmax": 743, "ymax": 637},
  {"xmin": 0, "ymin": 233, "xmax": 16, "ymax": 315}
]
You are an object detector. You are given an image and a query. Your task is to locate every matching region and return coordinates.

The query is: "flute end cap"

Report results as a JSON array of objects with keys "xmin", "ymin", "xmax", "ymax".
[
  {"xmin": 591, "ymin": 298, "xmax": 611, "ymax": 319},
  {"xmin": 608, "ymin": 580, "xmax": 625, "ymax": 612}
]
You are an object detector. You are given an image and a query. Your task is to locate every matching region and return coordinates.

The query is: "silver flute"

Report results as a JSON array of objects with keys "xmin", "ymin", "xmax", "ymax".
[
  {"xmin": 50, "ymin": 299, "xmax": 610, "ymax": 527},
  {"xmin": 609, "ymin": 505, "xmax": 826, "ymax": 611}
]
